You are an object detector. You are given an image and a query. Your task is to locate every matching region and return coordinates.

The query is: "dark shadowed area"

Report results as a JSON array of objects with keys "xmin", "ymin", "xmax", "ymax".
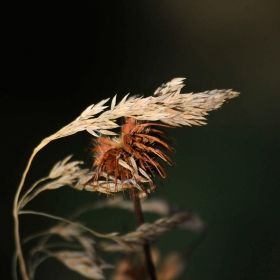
[{"xmin": 1, "ymin": 1, "xmax": 280, "ymax": 279}]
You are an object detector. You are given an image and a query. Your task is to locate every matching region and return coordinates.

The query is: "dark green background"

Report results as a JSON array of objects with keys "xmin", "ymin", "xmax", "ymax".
[{"xmin": 2, "ymin": 1, "xmax": 280, "ymax": 279}]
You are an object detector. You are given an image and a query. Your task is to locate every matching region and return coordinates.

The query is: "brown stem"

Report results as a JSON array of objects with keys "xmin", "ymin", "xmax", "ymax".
[{"xmin": 132, "ymin": 188, "xmax": 157, "ymax": 280}]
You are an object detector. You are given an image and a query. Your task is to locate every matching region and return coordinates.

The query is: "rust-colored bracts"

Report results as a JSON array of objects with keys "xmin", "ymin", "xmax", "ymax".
[{"xmin": 90, "ymin": 117, "xmax": 174, "ymax": 196}]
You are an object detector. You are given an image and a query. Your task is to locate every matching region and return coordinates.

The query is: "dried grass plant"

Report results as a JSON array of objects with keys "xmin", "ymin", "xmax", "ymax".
[{"xmin": 13, "ymin": 78, "xmax": 239, "ymax": 280}]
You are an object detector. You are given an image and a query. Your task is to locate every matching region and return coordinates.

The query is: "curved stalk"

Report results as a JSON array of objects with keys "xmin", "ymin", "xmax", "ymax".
[{"xmin": 132, "ymin": 188, "xmax": 157, "ymax": 280}]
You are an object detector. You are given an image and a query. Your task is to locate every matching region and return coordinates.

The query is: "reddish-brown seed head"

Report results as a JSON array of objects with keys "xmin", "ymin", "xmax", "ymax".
[{"xmin": 90, "ymin": 117, "xmax": 174, "ymax": 195}]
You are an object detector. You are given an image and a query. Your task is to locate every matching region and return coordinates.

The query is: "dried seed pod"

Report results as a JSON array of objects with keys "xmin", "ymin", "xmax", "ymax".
[{"xmin": 90, "ymin": 117, "xmax": 174, "ymax": 196}]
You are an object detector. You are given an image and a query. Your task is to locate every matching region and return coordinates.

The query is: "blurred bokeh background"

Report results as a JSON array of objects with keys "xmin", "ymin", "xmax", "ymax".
[{"xmin": 1, "ymin": 0, "xmax": 280, "ymax": 279}]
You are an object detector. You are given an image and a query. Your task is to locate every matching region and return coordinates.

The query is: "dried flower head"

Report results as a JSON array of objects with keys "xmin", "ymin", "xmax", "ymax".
[{"xmin": 90, "ymin": 117, "xmax": 174, "ymax": 196}]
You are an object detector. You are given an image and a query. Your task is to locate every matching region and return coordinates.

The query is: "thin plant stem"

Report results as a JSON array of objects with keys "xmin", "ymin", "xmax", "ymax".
[
  {"xmin": 13, "ymin": 138, "xmax": 64, "ymax": 279},
  {"xmin": 132, "ymin": 188, "xmax": 157, "ymax": 280},
  {"xmin": 19, "ymin": 210, "xmax": 119, "ymax": 239},
  {"xmin": 19, "ymin": 176, "xmax": 49, "ymax": 209},
  {"xmin": 13, "ymin": 149, "xmax": 39, "ymax": 280}
]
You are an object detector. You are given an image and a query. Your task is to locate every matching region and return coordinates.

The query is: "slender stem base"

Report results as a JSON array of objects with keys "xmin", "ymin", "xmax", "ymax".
[{"xmin": 132, "ymin": 189, "xmax": 157, "ymax": 280}]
